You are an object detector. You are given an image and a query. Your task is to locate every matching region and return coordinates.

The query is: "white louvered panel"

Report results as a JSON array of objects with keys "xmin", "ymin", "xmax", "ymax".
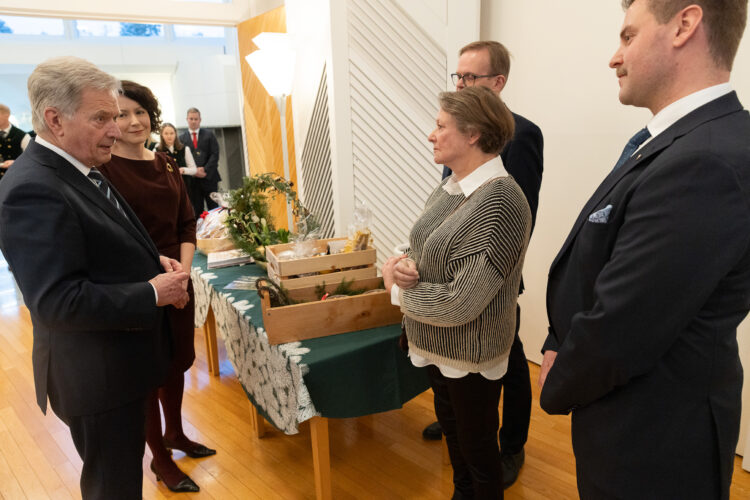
[
  {"xmin": 300, "ymin": 65, "xmax": 335, "ymax": 238},
  {"xmin": 347, "ymin": 0, "xmax": 446, "ymax": 266}
]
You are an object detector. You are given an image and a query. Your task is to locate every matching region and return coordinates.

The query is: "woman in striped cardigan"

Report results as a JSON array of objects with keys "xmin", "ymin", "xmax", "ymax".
[{"xmin": 383, "ymin": 86, "xmax": 531, "ymax": 499}]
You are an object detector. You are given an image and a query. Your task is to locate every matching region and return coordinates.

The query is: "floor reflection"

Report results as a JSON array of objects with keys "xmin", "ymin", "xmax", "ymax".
[{"xmin": 0, "ymin": 255, "xmax": 24, "ymax": 313}]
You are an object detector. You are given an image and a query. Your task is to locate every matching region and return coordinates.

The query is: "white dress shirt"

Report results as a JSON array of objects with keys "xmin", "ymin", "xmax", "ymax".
[{"xmin": 640, "ymin": 83, "xmax": 733, "ymax": 151}]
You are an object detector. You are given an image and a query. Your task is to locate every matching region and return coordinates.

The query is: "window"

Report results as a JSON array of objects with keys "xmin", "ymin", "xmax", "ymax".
[
  {"xmin": 0, "ymin": 15, "xmax": 64, "ymax": 36},
  {"xmin": 76, "ymin": 21, "xmax": 164, "ymax": 37},
  {"xmin": 173, "ymin": 24, "xmax": 225, "ymax": 38}
]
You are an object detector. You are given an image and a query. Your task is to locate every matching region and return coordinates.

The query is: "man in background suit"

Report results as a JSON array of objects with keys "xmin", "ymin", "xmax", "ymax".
[
  {"xmin": 539, "ymin": 1, "xmax": 750, "ymax": 498},
  {"xmin": 0, "ymin": 103, "xmax": 31, "ymax": 173},
  {"xmin": 0, "ymin": 57, "xmax": 190, "ymax": 499},
  {"xmin": 180, "ymin": 107, "xmax": 220, "ymax": 217},
  {"xmin": 422, "ymin": 40, "xmax": 544, "ymax": 488}
]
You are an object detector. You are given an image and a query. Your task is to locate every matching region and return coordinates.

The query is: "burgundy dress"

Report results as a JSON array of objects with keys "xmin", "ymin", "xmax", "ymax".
[{"xmin": 100, "ymin": 152, "xmax": 197, "ymax": 372}]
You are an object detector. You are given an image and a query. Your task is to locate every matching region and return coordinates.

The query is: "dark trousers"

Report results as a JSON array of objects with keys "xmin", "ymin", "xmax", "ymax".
[
  {"xmin": 61, "ymin": 398, "xmax": 147, "ymax": 500},
  {"xmin": 498, "ymin": 305, "xmax": 532, "ymax": 455},
  {"xmin": 428, "ymin": 365, "xmax": 504, "ymax": 499},
  {"xmin": 190, "ymin": 178, "xmax": 218, "ymax": 218}
]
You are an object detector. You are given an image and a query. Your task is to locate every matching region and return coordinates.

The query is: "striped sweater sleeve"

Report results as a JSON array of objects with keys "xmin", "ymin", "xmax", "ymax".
[{"xmin": 400, "ymin": 188, "xmax": 529, "ymax": 327}]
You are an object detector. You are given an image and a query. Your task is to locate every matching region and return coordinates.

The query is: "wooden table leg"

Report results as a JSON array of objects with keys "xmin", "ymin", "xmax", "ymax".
[
  {"xmin": 203, "ymin": 306, "xmax": 220, "ymax": 377},
  {"xmin": 310, "ymin": 417, "xmax": 332, "ymax": 500},
  {"xmin": 248, "ymin": 401, "xmax": 266, "ymax": 438}
]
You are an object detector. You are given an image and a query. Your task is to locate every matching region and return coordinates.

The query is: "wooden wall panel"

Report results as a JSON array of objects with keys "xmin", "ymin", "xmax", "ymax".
[{"xmin": 237, "ymin": 6, "xmax": 298, "ymax": 230}]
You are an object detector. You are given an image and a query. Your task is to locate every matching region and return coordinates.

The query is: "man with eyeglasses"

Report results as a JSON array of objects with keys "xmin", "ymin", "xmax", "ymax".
[{"xmin": 421, "ymin": 40, "xmax": 544, "ymax": 489}]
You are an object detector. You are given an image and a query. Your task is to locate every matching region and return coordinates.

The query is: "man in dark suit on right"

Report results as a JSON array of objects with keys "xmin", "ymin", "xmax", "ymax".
[
  {"xmin": 180, "ymin": 107, "xmax": 220, "ymax": 217},
  {"xmin": 422, "ymin": 40, "xmax": 544, "ymax": 489},
  {"xmin": 539, "ymin": 1, "xmax": 750, "ymax": 498}
]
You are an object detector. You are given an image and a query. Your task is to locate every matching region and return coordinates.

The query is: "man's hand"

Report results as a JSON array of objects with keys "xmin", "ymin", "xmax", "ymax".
[
  {"xmin": 1, "ymin": 159, "xmax": 13, "ymax": 169},
  {"xmin": 394, "ymin": 258, "xmax": 419, "ymax": 289},
  {"xmin": 194, "ymin": 167, "xmax": 207, "ymax": 178},
  {"xmin": 159, "ymin": 255, "xmax": 183, "ymax": 273},
  {"xmin": 538, "ymin": 350, "xmax": 558, "ymax": 389},
  {"xmin": 150, "ymin": 271, "xmax": 190, "ymax": 308}
]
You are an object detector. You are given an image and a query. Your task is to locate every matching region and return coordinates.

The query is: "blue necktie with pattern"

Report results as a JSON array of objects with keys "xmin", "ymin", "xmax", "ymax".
[
  {"xmin": 612, "ymin": 127, "xmax": 651, "ymax": 171},
  {"xmin": 88, "ymin": 168, "xmax": 127, "ymax": 218}
]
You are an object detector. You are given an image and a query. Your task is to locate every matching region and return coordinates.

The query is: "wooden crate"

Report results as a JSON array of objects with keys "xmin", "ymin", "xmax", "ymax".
[
  {"xmin": 259, "ymin": 277, "xmax": 402, "ymax": 345},
  {"xmin": 265, "ymin": 237, "xmax": 376, "ymax": 289}
]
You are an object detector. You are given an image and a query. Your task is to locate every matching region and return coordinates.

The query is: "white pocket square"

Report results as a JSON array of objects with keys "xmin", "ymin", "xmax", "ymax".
[{"xmin": 588, "ymin": 204, "xmax": 612, "ymax": 224}]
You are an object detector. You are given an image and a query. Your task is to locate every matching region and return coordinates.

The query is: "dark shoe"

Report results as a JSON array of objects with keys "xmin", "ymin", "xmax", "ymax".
[
  {"xmin": 150, "ymin": 459, "xmax": 200, "ymax": 493},
  {"xmin": 164, "ymin": 437, "xmax": 217, "ymax": 458},
  {"xmin": 422, "ymin": 421, "xmax": 443, "ymax": 440},
  {"xmin": 501, "ymin": 448, "xmax": 525, "ymax": 489}
]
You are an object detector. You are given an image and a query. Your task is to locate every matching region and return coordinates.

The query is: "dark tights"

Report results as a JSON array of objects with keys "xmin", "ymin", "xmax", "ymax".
[{"xmin": 146, "ymin": 369, "xmax": 195, "ymax": 481}]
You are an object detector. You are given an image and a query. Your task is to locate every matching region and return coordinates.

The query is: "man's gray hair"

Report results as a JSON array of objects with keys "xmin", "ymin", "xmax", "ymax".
[
  {"xmin": 27, "ymin": 57, "xmax": 120, "ymax": 133},
  {"xmin": 186, "ymin": 107, "xmax": 201, "ymax": 116}
]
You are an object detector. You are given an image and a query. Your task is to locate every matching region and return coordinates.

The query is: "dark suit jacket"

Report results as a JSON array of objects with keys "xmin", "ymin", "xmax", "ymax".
[
  {"xmin": 0, "ymin": 140, "xmax": 171, "ymax": 418},
  {"xmin": 541, "ymin": 92, "xmax": 750, "ymax": 499},
  {"xmin": 179, "ymin": 128, "xmax": 220, "ymax": 186},
  {"xmin": 442, "ymin": 112, "xmax": 544, "ymax": 230}
]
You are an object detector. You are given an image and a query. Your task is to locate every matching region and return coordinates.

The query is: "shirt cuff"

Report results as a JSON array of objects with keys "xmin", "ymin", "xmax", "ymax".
[
  {"xmin": 150, "ymin": 283, "xmax": 159, "ymax": 305},
  {"xmin": 390, "ymin": 284, "xmax": 401, "ymax": 306}
]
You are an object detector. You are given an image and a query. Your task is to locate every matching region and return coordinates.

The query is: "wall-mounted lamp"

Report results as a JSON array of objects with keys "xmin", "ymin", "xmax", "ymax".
[{"xmin": 245, "ymin": 32, "xmax": 296, "ymax": 229}]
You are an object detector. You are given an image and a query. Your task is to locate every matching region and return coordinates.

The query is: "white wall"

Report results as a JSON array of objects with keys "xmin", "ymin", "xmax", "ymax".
[{"xmin": 481, "ymin": 0, "xmax": 750, "ymax": 456}]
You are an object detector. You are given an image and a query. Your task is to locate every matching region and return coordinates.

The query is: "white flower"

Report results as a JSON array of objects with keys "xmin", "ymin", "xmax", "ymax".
[{"xmin": 251, "ymin": 214, "xmax": 260, "ymax": 223}]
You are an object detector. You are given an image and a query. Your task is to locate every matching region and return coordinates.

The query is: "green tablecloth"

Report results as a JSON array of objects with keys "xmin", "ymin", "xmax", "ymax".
[{"xmin": 191, "ymin": 253, "xmax": 429, "ymax": 435}]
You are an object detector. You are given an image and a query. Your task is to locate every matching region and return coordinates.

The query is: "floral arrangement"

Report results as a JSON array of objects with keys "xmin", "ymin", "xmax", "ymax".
[{"xmin": 224, "ymin": 173, "xmax": 317, "ymax": 261}]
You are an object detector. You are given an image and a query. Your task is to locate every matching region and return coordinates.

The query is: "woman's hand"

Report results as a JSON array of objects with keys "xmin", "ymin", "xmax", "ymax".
[
  {"xmin": 382, "ymin": 256, "xmax": 402, "ymax": 292},
  {"xmin": 394, "ymin": 258, "xmax": 419, "ymax": 289},
  {"xmin": 179, "ymin": 167, "xmax": 186, "ymax": 174}
]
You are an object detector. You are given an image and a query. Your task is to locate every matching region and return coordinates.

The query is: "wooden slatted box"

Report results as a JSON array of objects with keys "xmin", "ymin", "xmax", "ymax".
[
  {"xmin": 265, "ymin": 237, "xmax": 377, "ymax": 290},
  {"xmin": 259, "ymin": 277, "xmax": 402, "ymax": 344}
]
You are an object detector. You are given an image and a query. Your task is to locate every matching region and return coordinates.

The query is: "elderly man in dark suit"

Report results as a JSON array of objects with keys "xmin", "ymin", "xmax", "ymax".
[
  {"xmin": 179, "ymin": 107, "xmax": 220, "ymax": 217},
  {"xmin": 539, "ymin": 1, "xmax": 750, "ymax": 498},
  {"xmin": 0, "ymin": 57, "xmax": 190, "ymax": 499},
  {"xmin": 421, "ymin": 40, "xmax": 544, "ymax": 489}
]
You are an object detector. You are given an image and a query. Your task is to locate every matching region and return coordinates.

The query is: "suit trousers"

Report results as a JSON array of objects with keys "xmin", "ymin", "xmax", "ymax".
[
  {"xmin": 498, "ymin": 305, "xmax": 531, "ymax": 455},
  {"xmin": 62, "ymin": 397, "xmax": 147, "ymax": 500},
  {"xmin": 428, "ymin": 365, "xmax": 504, "ymax": 499},
  {"xmin": 190, "ymin": 179, "xmax": 218, "ymax": 217}
]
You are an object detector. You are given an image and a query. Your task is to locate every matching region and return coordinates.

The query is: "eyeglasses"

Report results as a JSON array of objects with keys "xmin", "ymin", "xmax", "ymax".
[{"xmin": 451, "ymin": 73, "xmax": 500, "ymax": 86}]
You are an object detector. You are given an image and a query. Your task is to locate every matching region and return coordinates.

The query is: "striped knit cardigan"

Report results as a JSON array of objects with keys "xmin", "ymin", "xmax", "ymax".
[{"xmin": 401, "ymin": 176, "xmax": 531, "ymax": 373}]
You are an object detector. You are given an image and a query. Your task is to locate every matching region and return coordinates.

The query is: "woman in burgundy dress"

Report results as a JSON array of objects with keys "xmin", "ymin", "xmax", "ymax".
[{"xmin": 99, "ymin": 80, "xmax": 215, "ymax": 493}]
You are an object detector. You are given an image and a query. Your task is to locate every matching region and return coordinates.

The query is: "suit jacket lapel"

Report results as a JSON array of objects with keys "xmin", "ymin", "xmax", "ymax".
[
  {"xmin": 28, "ymin": 144, "xmax": 161, "ymax": 260},
  {"xmin": 550, "ymin": 91, "xmax": 744, "ymax": 272}
]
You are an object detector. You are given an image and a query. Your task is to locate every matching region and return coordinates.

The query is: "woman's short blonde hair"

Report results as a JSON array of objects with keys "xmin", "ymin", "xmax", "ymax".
[
  {"xmin": 438, "ymin": 86, "xmax": 514, "ymax": 155},
  {"xmin": 27, "ymin": 57, "xmax": 120, "ymax": 133}
]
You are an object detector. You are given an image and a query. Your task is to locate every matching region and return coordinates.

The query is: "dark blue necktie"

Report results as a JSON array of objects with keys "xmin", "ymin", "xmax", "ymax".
[
  {"xmin": 88, "ymin": 168, "xmax": 127, "ymax": 218},
  {"xmin": 613, "ymin": 127, "xmax": 651, "ymax": 171}
]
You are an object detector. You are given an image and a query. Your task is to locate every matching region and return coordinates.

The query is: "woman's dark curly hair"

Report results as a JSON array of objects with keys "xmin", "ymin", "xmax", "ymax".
[{"xmin": 120, "ymin": 79, "xmax": 162, "ymax": 133}]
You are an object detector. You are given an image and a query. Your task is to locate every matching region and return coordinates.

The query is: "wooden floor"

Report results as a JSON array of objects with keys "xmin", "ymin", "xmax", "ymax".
[{"xmin": 1, "ymin": 260, "xmax": 750, "ymax": 499}]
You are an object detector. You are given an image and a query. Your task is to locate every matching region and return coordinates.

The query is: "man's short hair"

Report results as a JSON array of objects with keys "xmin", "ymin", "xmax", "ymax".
[
  {"xmin": 621, "ymin": 0, "xmax": 747, "ymax": 70},
  {"xmin": 0, "ymin": 104, "xmax": 9, "ymax": 115},
  {"xmin": 438, "ymin": 86, "xmax": 515, "ymax": 155},
  {"xmin": 460, "ymin": 41, "xmax": 512, "ymax": 79},
  {"xmin": 187, "ymin": 107, "xmax": 201, "ymax": 116},
  {"xmin": 27, "ymin": 57, "xmax": 120, "ymax": 134}
]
